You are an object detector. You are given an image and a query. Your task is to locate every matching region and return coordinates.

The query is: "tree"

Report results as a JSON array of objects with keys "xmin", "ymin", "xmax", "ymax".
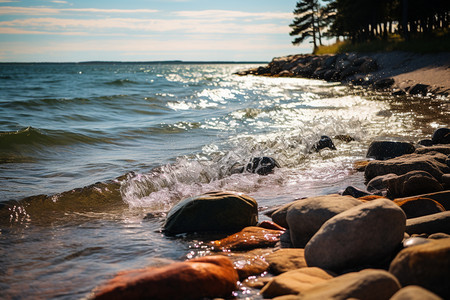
[{"xmin": 289, "ymin": 0, "xmax": 322, "ymax": 50}]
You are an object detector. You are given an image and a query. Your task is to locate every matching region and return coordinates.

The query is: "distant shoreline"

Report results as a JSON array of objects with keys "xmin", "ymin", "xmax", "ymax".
[{"xmin": 0, "ymin": 60, "xmax": 269, "ymax": 65}]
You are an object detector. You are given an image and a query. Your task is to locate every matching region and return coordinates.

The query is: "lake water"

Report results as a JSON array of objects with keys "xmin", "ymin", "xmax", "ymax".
[{"xmin": 0, "ymin": 62, "xmax": 448, "ymax": 299}]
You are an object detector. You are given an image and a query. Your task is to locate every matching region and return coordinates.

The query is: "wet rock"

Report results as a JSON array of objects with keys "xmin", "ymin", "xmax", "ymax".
[
  {"xmin": 418, "ymin": 139, "xmax": 434, "ymax": 146},
  {"xmin": 92, "ymin": 256, "xmax": 239, "ymax": 300},
  {"xmin": 258, "ymin": 220, "xmax": 286, "ymax": 231},
  {"xmin": 409, "ymin": 83, "xmax": 429, "ymax": 96},
  {"xmin": 224, "ymin": 248, "xmax": 272, "ymax": 280},
  {"xmin": 373, "ymin": 77, "xmax": 395, "ymax": 89},
  {"xmin": 246, "ymin": 156, "xmax": 280, "ymax": 175},
  {"xmin": 163, "ymin": 191, "xmax": 258, "ymax": 234},
  {"xmin": 390, "ymin": 286, "xmax": 443, "ymax": 300},
  {"xmin": 393, "ymin": 190, "xmax": 450, "ymax": 210},
  {"xmin": 353, "ymin": 160, "xmax": 371, "ymax": 172},
  {"xmin": 312, "ymin": 135, "xmax": 336, "ymax": 152},
  {"xmin": 364, "ymin": 152, "xmax": 449, "ymax": 183},
  {"xmin": 414, "ymin": 144, "xmax": 450, "ymax": 155},
  {"xmin": 260, "ymin": 267, "xmax": 334, "ymax": 298},
  {"xmin": 334, "ymin": 134, "xmax": 355, "ymax": 142},
  {"xmin": 402, "ymin": 236, "xmax": 430, "ymax": 248},
  {"xmin": 295, "ymin": 269, "xmax": 400, "ymax": 300},
  {"xmin": 210, "ymin": 226, "xmax": 283, "ymax": 251},
  {"xmin": 286, "ymin": 194, "xmax": 361, "ymax": 248},
  {"xmin": 305, "ymin": 199, "xmax": 406, "ymax": 272},
  {"xmin": 367, "ymin": 173, "xmax": 398, "ymax": 193},
  {"xmin": 271, "ymin": 201, "xmax": 298, "ymax": 228},
  {"xmin": 431, "ymin": 128, "xmax": 450, "ymax": 145},
  {"xmin": 394, "ymin": 197, "xmax": 445, "ymax": 219},
  {"xmin": 264, "ymin": 248, "xmax": 307, "ymax": 275},
  {"xmin": 389, "ymin": 238, "xmax": 450, "ymax": 299},
  {"xmin": 366, "ymin": 140, "xmax": 415, "ymax": 160},
  {"xmin": 342, "ymin": 186, "xmax": 371, "ymax": 198},
  {"xmin": 386, "ymin": 171, "xmax": 444, "ymax": 198},
  {"xmin": 406, "ymin": 211, "xmax": 450, "ymax": 235}
]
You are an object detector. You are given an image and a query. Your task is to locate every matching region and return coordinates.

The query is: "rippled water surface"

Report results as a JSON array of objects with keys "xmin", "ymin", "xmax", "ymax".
[{"xmin": 0, "ymin": 63, "xmax": 448, "ymax": 299}]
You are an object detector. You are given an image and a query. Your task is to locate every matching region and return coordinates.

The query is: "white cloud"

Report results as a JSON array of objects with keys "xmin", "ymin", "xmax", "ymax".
[
  {"xmin": 174, "ymin": 10, "xmax": 292, "ymax": 20},
  {"xmin": 0, "ymin": 6, "xmax": 159, "ymax": 15}
]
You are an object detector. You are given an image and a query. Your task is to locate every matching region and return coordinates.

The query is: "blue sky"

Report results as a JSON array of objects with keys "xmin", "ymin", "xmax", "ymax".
[{"xmin": 0, "ymin": 0, "xmax": 313, "ymax": 62}]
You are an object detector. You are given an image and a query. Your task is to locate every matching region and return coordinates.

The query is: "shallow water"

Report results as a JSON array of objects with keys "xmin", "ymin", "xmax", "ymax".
[{"xmin": 0, "ymin": 63, "xmax": 448, "ymax": 299}]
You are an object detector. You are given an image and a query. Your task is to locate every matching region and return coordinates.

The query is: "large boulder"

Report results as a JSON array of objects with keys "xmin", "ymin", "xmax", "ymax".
[
  {"xmin": 394, "ymin": 197, "xmax": 445, "ymax": 219},
  {"xmin": 245, "ymin": 156, "xmax": 280, "ymax": 175},
  {"xmin": 92, "ymin": 256, "xmax": 239, "ymax": 300},
  {"xmin": 286, "ymin": 194, "xmax": 362, "ymax": 247},
  {"xmin": 364, "ymin": 152, "xmax": 449, "ymax": 183},
  {"xmin": 305, "ymin": 199, "xmax": 406, "ymax": 272},
  {"xmin": 394, "ymin": 190, "xmax": 450, "ymax": 210},
  {"xmin": 389, "ymin": 238, "xmax": 450, "ymax": 299},
  {"xmin": 405, "ymin": 211, "xmax": 450, "ymax": 235},
  {"xmin": 366, "ymin": 140, "xmax": 415, "ymax": 160},
  {"xmin": 431, "ymin": 128, "xmax": 450, "ymax": 145},
  {"xmin": 296, "ymin": 269, "xmax": 401, "ymax": 300},
  {"xmin": 260, "ymin": 267, "xmax": 334, "ymax": 298},
  {"xmin": 163, "ymin": 191, "xmax": 258, "ymax": 234},
  {"xmin": 264, "ymin": 248, "xmax": 307, "ymax": 275}
]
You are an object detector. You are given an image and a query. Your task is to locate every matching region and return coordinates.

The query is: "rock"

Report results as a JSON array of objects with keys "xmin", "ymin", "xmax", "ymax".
[
  {"xmin": 264, "ymin": 248, "xmax": 307, "ymax": 275},
  {"xmin": 359, "ymin": 58, "xmax": 378, "ymax": 73},
  {"xmin": 224, "ymin": 248, "xmax": 272, "ymax": 280},
  {"xmin": 342, "ymin": 186, "xmax": 371, "ymax": 198},
  {"xmin": 428, "ymin": 232, "xmax": 450, "ymax": 239},
  {"xmin": 246, "ymin": 156, "xmax": 280, "ymax": 175},
  {"xmin": 386, "ymin": 171, "xmax": 444, "ymax": 198},
  {"xmin": 305, "ymin": 199, "xmax": 406, "ymax": 272},
  {"xmin": 389, "ymin": 238, "xmax": 450, "ymax": 299},
  {"xmin": 366, "ymin": 140, "xmax": 415, "ymax": 160},
  {"xmin": 406, "ymin": 211, "xmax": 450, "ymax": 235},
  {"xmin": 353, "ymin": 160, "xmax": 371, "ymax": 171},
  {"xmin": 334, "ymin": 134, "xmax": 355, "ymax": 142},
  {"xmin": 296, "ymin": 269, "xmax": 400, "ymax": 300},
  {"xmin": 210, "ymin": 226, "xmax": 283, "ymax": 251},
  {"xmin": 390, "ymin": 286, "xmax": 443, "ymax": 300},
  {"xmin": 373, "ymin": 77, "xmax": 395, "ymax": 89},
  {"xmin": 431, "ymin": 128, "xmax": 450, "ymax": 145},
  {"xmin": 415, "ymin": 145, "xmax": 450, "ymax": 155},
  {"xmin": 418, "ymin": 139, "xmax": 434, "ymax": 146},
  {"xmin": 402, "ymin": 236, "xmax": 430, "ymax": 248},
  {"xmin": 312, "ymin": 135, "xmax": 336, "ymax": 152},
  {"xmin": 92, "ymin": 256, "xmax": 239, "ymax": 300},
  {"xmin": 393, "ymin": 190, "xmax": 450, "ymax": 210},
  {"xmin": 367, "ymin": 173, "xmax": 398, "ymax": 193},
  {"xmin": 163, "ymin": 191, "xmax": 258, "ymax": 234},
  {"xmin": 364, "ymin": 152, "xmax": 449, "ymax": 183},
  {"xmin": 441, "ymin": 174, "xmax": 450, "ymax": 189},
  {"xmin": 271, "ymin": 201, "xmax": 298, "ymax": 228},
  {"xmin": 394, "ymin": 196, "xmax": 445, "ymax": 219},
  {"xmin": 280, "ymin": 230, "xmax": 293, "ymax": 248},
  {"xmin": 260, "ymin": 267, "xmax": 334, "ymax": 298},
  {"xmin": 258, "ymin": 220, "xmax": 286, "ymax": 231},
  {"xmin": 409, "ymin": 83, "xmax": 429, "ymax": 96},
  {"xmin": 286, "ymin": 194, "xmax": 361, "ymax": 248}
]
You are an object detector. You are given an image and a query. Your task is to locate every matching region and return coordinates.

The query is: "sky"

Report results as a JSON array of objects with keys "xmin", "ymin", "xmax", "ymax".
[{"xmin": 0, "ymin": 0, "xmax": 312, "ymax": 62}]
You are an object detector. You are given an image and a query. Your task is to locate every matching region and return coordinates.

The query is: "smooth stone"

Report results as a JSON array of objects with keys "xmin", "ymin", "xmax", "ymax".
[
  {"xmin": 296, "ymin": 269, "xmax": 401, "ymax": 300},
  {"xmin": 389, "ymin": 238, "xmax": 450, "ymax": 299},
  {"xmin": 286, "ymin": 194, "xmax": 361, "ymax": 248},
  {"xmin": 364, "ymin": 152, "xmax": 449, "ymax": 183},
  {"xmin": 402, "ymin": 237, "xmax": 430, "ymax": 248},
  {"xmin": 305, "ymin": 199, "xmax": 406, "ymax": 272},
  {"xmin": 390, "ymin": 286, "xmax": 443, "ymax": 300},
  {"xmin": 366, "ymin": 140, "xmax": 415, "ymax": 160},
  {"xmin": 342, "ymin": 186, "xmax": 370, "ymax": 198},
  {"xmin": 210, "ymin": 226, "xmax": 283, "ymax": 251},
  {"xmin": 92, "ymin": 256, "xmax": 238, "ymax": 300},
  {"xmin": 394, "ymin": 196, "xmax": 445, "ymax": 218},
  {"xmin": 431, "ymin": 128, "xmax": 450, "ymax": 145},
  {"xmin": 428, "ymin": 232, "xmax": 450, "ymax": 239},
  {"xmin": 406, "ymin": 211, "xmax": 450, "ymax": 235},
  {"xmin": 258, "ymin": 220, "xmax": 286, "ymax": 231},
  {"xmin": 415, "ymin": 145, "xmax": 450, "ymax": 155},
  {"xmin": 271, "ymin": 201, "xmax": 299, "ymax": 228},
  {"xmin": 223, "ymin": 248, "xmax": 272, "ymax": 280},
  {"xmin": 261, "ymin": 267, "xmax": 334, "ymax": 298},
  {"xmin": 385, "ymin": 171, "xmax": 444, "ymax": 198},
  {"xmin": 393, "ymin": 190, "xmax": 450, "ymax": 210},
  {"xmin": 163, "ymin": 191, "xmax": 258, "ymax": 234},
  {"xmin": 265, "ymin": 248, "xmax": 307, "ymax": 275}
]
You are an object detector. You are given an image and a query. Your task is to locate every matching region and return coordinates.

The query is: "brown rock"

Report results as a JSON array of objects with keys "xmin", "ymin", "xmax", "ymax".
[
  {"xmin": 296, "ymin": 269, "xmax": 400, "ymax": 300},
  {"xmin": 354, "ymin": 160, "xmax": 371, "ymax": 171},
  {"xmin": 271, "ymin": 201, "xmax": 298, "ymax": 228},
  {"xmin": 394, "ymin": 190, "xmax": 450, "ymax": 210},
  {"xmin": 394, "ymin": 196, "xmax": 445, "ymax": 218},
  {"xmin": 406, "ymin": 211, "xmax": 450, "ymax": 235},
  {"xmin": 265, "ymin": 248, "xmax": 307, "ymax": 274},
  {"xmin": 261, "ymin": 267, "xmax": 334, "ymax": 298},
  {"xmin": 386, "ymin": 171, "xmax": 444, "ymax": 198},
  {"xmin": 92, "ymin": 256, "xmax": 239, "ymax": 300},
  {"xmin": 389, "ymin": 238, "xmax": 450, "ymax": 299},
  {"xmin": 219, "ymin": 248, "xmax": 273, "ymax": 281},
  {"xmin": 415, "ymin": 145, "xmax": 450, "ymax": 155},
  {"xmin": 258, "ymin": 220, "xmax": 286, "ymax": 231},
  {"xmin": 211, "ymin": 226, "xmax": 283, "ymax": 251},
  {"xmin": 364, "ymin": 152, "xmax": 449, "ymax": 183},
  {"xmin": 390, "ymin": 286, "xmax": 443, "ymax": 300},
  {"xmin": 358, "ymin": 195, "xmax": 385, "ymax": 201}
]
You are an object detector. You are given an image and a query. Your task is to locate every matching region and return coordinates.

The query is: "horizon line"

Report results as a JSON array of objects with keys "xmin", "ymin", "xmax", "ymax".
[{"xmin": 0, "ymin": 60, "xmax": 269, "ymax": 64}]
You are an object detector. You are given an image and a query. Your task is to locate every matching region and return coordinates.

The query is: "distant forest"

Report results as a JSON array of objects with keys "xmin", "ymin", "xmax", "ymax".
[{"xmin": 289, "ymin": 0, "xmax": 450, "ymax": 49}]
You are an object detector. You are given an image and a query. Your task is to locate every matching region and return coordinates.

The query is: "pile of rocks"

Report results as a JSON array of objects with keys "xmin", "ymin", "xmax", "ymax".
[{"xmin": 91, "ymin": 128, "xmax": 450, "ymax": 300}]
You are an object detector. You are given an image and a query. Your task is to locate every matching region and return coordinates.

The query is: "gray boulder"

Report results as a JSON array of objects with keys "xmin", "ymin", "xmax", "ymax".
[
  {"xmin": 305, "ymin": 199, "xmax": 406, "ymax": 272},
  {"xmin": 163, "ymin": 191, "xmax": 258, "ymax": 234},
  {"xmin": 286, "ymin": 194, "xmax": 361, "ymax": 248}
]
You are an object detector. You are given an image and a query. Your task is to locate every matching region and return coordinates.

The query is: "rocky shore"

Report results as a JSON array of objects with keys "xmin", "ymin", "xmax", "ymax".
[
  {"xmin": 235, "ymin": 51, "xmax": 450, "ymax": 98},
  {"xmin": 90, "ymin": 128, "xmax": 450, "ymax": 300}
]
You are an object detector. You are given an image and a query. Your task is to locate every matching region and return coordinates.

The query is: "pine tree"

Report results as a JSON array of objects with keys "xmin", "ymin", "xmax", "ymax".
[{"xmin": 289, "ymin": 0, "xmax": 322, "ymax": 50}]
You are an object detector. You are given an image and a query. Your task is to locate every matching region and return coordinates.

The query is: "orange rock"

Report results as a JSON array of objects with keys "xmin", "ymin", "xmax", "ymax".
[
  {"xmin": 93, "ymin": 256, "xmax": 238, "ymax": 300},
  {"xmin": 358, "ymin": 195, "xmax": 385, "ymax": 201},
  {"xmin": 354, "ymin": 160, "xmax": 371, "ymax": 171},
  {"xmin": 258, "ymin": 220, "xmax": 286, "ymax": 231},
  {"xmin": 211, "ymin": 226, "xmax": 283, "ymax": 251}
]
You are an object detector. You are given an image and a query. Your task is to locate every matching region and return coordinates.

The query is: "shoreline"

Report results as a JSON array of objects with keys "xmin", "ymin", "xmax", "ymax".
[{"xmin": 235, "ymin": 51, "xmax": 450, "ymax": 98}]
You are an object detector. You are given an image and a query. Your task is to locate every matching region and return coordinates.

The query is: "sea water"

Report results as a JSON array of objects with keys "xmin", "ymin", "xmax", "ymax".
[{"xmin": 0, "ymin": 62, "xmax": 448, "ymax": 299}]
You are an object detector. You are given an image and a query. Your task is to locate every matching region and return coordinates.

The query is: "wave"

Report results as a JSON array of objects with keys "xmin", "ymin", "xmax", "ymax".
[{"xmin": 104, "ymin": 79, "xmax": 140, "ymax": 86}]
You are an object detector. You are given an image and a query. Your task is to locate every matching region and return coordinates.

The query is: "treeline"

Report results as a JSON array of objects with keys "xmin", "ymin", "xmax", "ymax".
[{"xmin": 290, "ymin": 0, "xmax": 450, "ymax": 49}]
